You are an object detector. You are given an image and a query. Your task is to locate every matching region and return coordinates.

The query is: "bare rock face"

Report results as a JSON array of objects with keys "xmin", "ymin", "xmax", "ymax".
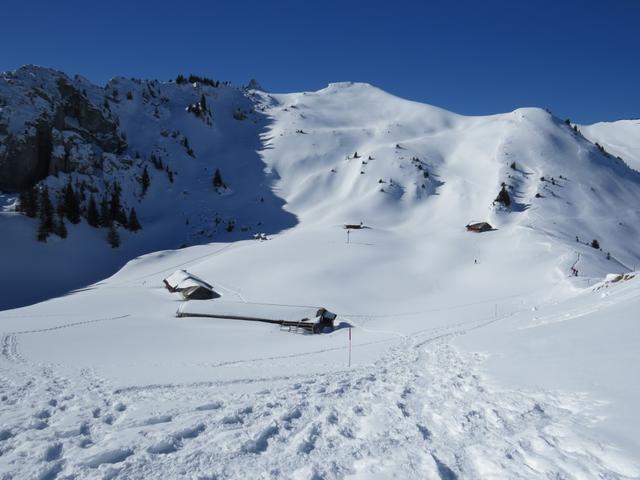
[
  {"xmin": 0, "ymin": 119, "xmax": 52, "ymax": 191},
  {"xmin": 0, "ymin": 66, "xmax": 126, "ymax": 191}
]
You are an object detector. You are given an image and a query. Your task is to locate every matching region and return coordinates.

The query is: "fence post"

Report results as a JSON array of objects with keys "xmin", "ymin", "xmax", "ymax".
[{"xmin": 348, "ymin": 327, "xmax": 352, "ymax": 367}]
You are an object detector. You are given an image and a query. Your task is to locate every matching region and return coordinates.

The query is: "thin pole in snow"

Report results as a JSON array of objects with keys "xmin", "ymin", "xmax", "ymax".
[
  {"xmin": 348, "ymin": 327, "xmax": 352, "ymax": 367},
  {"xmin": 346, "ymin": 229, "xmax": 350, "ymax": 244}
]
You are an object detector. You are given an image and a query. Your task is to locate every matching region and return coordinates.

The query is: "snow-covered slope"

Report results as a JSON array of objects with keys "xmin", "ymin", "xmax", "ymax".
[
  {"xmin": 1, "ymin": 71, "xmax": 640, "ymax": 479},
  {"xmin": 579, "ymin": 119, "xmax": 640, "ymax": 172},
  {"xmin": 0, "ymin": 66, "xmax": 295, "ymax": 309}
]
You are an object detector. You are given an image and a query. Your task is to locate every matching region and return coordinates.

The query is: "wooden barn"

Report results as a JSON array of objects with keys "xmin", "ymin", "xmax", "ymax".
[
  {"xmin": 466, "ymin": 222, "xmax": 494, "ymax": 233},
  {"xmin": 163, "ymin": 270, "xmax": 219, "ymax": 300}
]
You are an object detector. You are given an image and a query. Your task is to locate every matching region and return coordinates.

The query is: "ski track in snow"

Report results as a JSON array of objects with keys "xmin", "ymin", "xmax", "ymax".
[{"xmin": 1, "ymin": 313, "xmax": 636, "ymax": 479}]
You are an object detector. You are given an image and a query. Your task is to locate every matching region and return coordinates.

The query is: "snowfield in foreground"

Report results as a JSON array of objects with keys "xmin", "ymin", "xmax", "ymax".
[
  {"xmin": 1, "ymin": 80, "xmax": 640, "ymax": 479},
  {"xmin": 1, "ymin": 230, "xmax": 639, "ymax": 479}
]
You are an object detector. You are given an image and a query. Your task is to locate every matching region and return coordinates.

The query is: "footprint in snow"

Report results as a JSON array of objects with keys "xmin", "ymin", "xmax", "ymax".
[
  {"xmin": 84, "ymin": 447, "xmax": 134, "ymax": 468},
  {"xmin": 31, "ymin": 419, "xmax": 49, "ymax": 430},
  {"xmin": 147, "ymin": 438, "xmax": 179, "ymax": 455},
  {"xmin": 148, "ymin": 424, "xmax": 206, "ymax": 455},
  {"xmin": 36, "ymin": 461, "xmax": 63, "ymax": 480},
  {"xmin": 43, "ymin": 442, "xmax": 63, "ymax": 462},
  {"xmin": 222, "ymin": 414, "xmax": 243, "ymax": 425},
  {"xmin": 281, "ymin": 407, "xmax": 303, "ymax": 423},
  {"xmin": 298, "ymin": 423, "xmax": 321, "ymax": 454},
  {"xmin": 242, "ymin": 424, "xmax": 279, "ymax": 454},
  {"xmin": 173, "ymin": 423, "xmax": 206, "ymax": 440},
  {"xmin": 195, "ymin": 401, "xmax": 223, "ymax": 411},
  {"xmin": 34, "ymin": 409, "xmax": 51, "ymax": 419},
  {"xmin": 141, "ymin": 415, "xmax": 173, "ymax": 426}
]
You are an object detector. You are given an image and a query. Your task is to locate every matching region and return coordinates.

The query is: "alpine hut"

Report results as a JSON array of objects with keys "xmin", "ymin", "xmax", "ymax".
[
  {"xmin": 163, "ymin": 270, "xmax": 219, "ymax": 300},
  {"xmin": 466, "ymin": 222, "xmax": 494, "ymax": 233}
]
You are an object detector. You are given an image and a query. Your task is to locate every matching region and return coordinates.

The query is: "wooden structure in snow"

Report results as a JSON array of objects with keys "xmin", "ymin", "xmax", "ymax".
[
  {"xmin": 466, "ymin": 222, "xmax": 494, "ymax": 233},
  {"xmin": 176, "ymin": 301, "xmax": 337, "ymax": 334},
  {"xmin": 344, "ymin": 222, "xmax": 365, "ymax": 229},
  {"xmin": 163, "ymin": 270, "xmax": 219, "ymax": 300}
]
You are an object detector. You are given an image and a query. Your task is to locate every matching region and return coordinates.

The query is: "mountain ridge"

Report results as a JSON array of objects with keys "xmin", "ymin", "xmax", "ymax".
[{"xmin": 1, "ymin": 64, "xmax": 639, "ymax": 309}]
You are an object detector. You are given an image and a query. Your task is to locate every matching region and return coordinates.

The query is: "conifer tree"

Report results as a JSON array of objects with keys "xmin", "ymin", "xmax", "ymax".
[
  {"xmin": 55, "ymin": 213, "xmax": 68, "ymax": 239},
  {"xmin": 37, "ymin": 186, "xmax": 54, "ymax": 242},
  {"xmin": 109, "ymin": 182, "xmax": 122, "ymax": 222},
  {"xmin": 18, "ymin": 186, "xmax": 39, "ymax": 217},
  {"xmin": 140, "ymin": 166, "xmax": 151, "ymax": 196},
  {"xmin": 107, "ymin": 222, "xmax": 120, "ymax": 248},
  {"xmin": 212, "ymin": 168, "xmax": 226, "ymax": 189},
  {"xmin": 99, "ymin": 196, "xmax": 110, "ymax": 227},
  {"xmin": 63, "ymin": 181, "xmax": 81, "ymax": 224},
  {"xmin": 200, "ymin": 94, "xmax": 207, "ymax": 111},
  {"xmin": 494, "ymin": 185, "xmax": 512, "ymax": 207},
  {"xmin": 128, "ymin": 208, "xmax": 142, "ymax": 231},
  {"xmin": 87, "ymin": 195, "xmax": 99, "ymax": 227}
]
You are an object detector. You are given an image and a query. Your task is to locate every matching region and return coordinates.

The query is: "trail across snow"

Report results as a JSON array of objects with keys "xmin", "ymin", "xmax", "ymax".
[{"xmin": 1, "ymin": 300, "xmax": 638, "ymax": 479}]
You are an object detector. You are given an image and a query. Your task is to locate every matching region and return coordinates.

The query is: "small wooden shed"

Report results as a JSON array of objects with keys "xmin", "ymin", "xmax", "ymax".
[{"xmin": 466, "ymin": 222, "xmax": 494, "ymax": 233}]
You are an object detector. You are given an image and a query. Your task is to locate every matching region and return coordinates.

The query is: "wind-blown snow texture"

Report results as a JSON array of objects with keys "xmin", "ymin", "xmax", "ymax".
[{"xmin": 1, "ymin": 72, "xmax": 640, "ymax": 479}]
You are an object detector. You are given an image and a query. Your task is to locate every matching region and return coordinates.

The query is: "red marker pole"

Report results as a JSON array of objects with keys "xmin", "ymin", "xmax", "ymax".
[{"xmin": 348, "ymin": 327, "xmax": 352, "ymax": 367}]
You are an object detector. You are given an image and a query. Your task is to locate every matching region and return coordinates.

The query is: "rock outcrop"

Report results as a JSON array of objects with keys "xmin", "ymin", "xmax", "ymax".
[{"xmin": 0, "ymin": 66, "xmax": 126, "ymax": 191}]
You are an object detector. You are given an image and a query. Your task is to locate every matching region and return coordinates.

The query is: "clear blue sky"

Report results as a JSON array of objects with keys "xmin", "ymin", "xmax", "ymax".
[{"xmin": 2, "ymin": 0, "xmax": 638, "ymax": 123}]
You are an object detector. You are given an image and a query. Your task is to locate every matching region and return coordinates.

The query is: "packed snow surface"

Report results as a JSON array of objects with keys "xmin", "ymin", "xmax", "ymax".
[{"xmin": 1, "ymin": 80, "xmax": 640, "ymax": 479}]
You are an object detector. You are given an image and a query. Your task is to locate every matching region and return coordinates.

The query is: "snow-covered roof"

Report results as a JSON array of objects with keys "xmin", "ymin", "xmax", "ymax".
[
  {"xmin": 177, "ymin": 301, "xmax": 331, "ymax": 324},
  {"xmin": 163, "ymin": 270, "xmax": 213, "ymax": 291}
]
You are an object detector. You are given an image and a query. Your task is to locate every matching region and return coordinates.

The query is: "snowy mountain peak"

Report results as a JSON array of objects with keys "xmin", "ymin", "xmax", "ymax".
[{"xmin": 1, "ymin": 65, "xmax": 639, "ymax": 310}]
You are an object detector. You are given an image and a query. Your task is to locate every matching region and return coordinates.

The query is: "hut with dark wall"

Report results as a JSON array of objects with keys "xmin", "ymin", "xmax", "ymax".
[
  {"xmin": 466, "ymin": 222, "xmax": 494, "ymax": 233},
  {"xmin": 163, "ymin": 270, "xmax": 218, "ymax": 300}
]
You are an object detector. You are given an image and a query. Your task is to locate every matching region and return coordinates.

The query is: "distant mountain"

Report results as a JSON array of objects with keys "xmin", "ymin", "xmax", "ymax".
[
  {"xmin": 579, "ymin": 119, "xmax": 640, "ymax": 172},
  {"xmin": 1, "ymin": 67, "xmax": 639, "ymax": 309}
]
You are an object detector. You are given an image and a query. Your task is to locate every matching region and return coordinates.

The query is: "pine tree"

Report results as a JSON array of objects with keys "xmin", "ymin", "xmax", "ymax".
[
  {"xmin": 128, "ymin": 208, "xmax": 142, "ymax": 231},
  {"xmin": 18, "ymin": 186, "xmax": 39, "ymax": 217},
  {"xmin": 18, "ymin": 187, "xmax": 37, "ymax": 217},
  {"xmin": 212, "ymin": 168, "xmax": 226, "ymax": 189},
  {"xmin": 99, "ymin": 196, "xmax": 110, "ymax": 227},
  {"xmin": 200, "ymin": 94, "xmax": 207, "ymax": 111},
  {"xmin": 37, "ymin": 186, "xmax": 54, "ymax": 242},
  {"xmin": 109, "ymin": 182, "xmax": 122, "ymax": 223},
  {"xmin": 55, "ymin": 213, "xmax": 68, "ymax": 239},
  {"xmin": 140, "ymin": 166, "xmax": 151, "ymax": 196},
  {"xmin": 86, "ymin": 195, "xmax": 99, "ymax": 227},
  {"xmin": 107, "ymin": 222, "xmax": 120, "ymax": 248},
  {"xmin": 494, "ymin": 186, "xmax": 511, "ymax": 207},
  {"xmin": 63, "ymin": 181, "xmax": 81, "ymax": 224},
  {"xmin": 118, "ymin": 207, "xmax": 129, "ymax": 228}
]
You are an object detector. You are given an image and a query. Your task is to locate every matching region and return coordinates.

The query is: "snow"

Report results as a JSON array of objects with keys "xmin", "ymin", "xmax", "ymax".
[
  {"xmin": 580, "ymin": 120, "xmax": 640, "ymax": 172},
  {"xmin": 1, "ymin": 77, "xmax": 640, "ymax": 478}
]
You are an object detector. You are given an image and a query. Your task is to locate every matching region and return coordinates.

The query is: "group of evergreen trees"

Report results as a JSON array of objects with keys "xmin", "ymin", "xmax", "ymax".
[
  {"xmin": 175, "ymin": 74, "xmax": 220, "ymax": 88},
  {"xmin": 17, "ymin": 180, "xmax": 142, "ymax": 247},
  {"xmin": 186, "ymin": 94, "xmax": 209, "ymax": 120}
]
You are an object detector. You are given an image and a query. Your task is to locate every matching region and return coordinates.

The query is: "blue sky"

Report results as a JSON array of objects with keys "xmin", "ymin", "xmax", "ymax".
[{"xmin": 1, "ymin": 0, "xmax": 638, "ymax": 123}]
